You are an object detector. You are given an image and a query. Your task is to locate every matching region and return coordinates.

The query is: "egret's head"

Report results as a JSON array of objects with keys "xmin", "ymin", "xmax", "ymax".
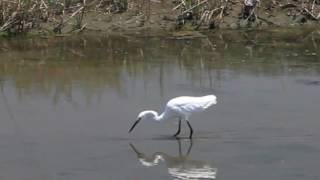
[
  {"xmin": 129, "ymin": 110, "xmax": 157, "ymax": 133},
  {"xmin": 137, "ymin": 110, "xmax": 157, "ymax": 121}
]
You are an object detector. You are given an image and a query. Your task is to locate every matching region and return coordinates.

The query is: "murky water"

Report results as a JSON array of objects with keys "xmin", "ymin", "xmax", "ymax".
[{"xmin": 0, "ymin": 29, "xmax": 320, "ymax": 180}]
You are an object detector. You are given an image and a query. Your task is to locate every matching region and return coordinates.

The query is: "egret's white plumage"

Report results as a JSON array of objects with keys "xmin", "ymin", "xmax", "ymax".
[
  {"xmin": 166, "ymin": 95, "xmax": 217, "ymax": 118},
  {"xmin": 129, "ymin": 95, "xmax": 217, "ymax": 138}
]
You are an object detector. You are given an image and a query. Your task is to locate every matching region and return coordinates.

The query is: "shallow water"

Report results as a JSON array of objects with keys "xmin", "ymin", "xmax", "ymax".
[{"xmin": 0, "ymin": 29, "xmax": 320, "ymax": 180}]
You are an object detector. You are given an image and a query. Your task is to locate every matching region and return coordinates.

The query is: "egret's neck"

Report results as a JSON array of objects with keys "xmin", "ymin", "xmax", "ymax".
[{"xmin": 154, "ymin": 111, "xmax": 167, "ymax": 122}]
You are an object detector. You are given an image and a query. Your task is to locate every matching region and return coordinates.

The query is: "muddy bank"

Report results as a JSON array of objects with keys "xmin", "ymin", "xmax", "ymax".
[
  {"xmin": 83, "ymin": 0, "xmax": 320, "ymax": 33},
  {"xmin": 1, "ymin": 0, "xmax": 320, "ymax": 36}
]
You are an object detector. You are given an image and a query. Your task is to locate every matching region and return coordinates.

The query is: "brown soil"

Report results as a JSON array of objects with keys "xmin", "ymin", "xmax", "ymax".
[
  {"xmin": 79, "ymin": 0, "xmax": 320, "ymax": 32},
  {"xmin": 2, "ymin": 0, "xmax": 320, "ymax": 36}
]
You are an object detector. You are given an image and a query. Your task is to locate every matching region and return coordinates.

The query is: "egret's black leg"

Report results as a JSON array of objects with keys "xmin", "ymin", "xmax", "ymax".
[
  {"xmin": 186, "ymin": 139, "xmax": 193, "ymax": 156},
  {"xmin": 177, "ymin": 138, "xmax": 182, "ymax": 156},
  {"xmin": 186, "ymin": 121, "xmax": 193, "ymax": 139},
  {"xmin": 173, "ymin": 119, "xmax": 182, "ymax": 137},
  {"xmin": 129, "ymin": 143, "xmax": 144, "ymax": 158}
]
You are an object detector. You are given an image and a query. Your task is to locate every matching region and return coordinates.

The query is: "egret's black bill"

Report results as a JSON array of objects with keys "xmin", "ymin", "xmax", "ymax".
[{"xmin": 129, "ymin": 119, "xmax": 141, "ymax": 133}]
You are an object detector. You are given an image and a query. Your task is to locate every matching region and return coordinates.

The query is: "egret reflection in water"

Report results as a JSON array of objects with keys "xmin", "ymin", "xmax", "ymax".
[{"xmin": 130, "ymin": 139, "xmax": 217, "ymax": 180}]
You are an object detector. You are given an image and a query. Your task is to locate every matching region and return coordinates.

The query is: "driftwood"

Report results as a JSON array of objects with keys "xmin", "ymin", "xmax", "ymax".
[
  {"xmin": 280, "ymin": 3, "xmax": 297, "ymax": 9},
  {"xmin": 219, "ymin": 0, "xmax": 229, "ymax": 19},
  {"xmin": 53, "ymin": 6, "xmax": 84, "ymax": 33},
  {"xmin": 257, "ymin": 16, "xmax": 279, "ymax": 26},
  {"xmin": 303, "ymin": 8, "xmax": 320, "ymax": 20},
  {"xmin": 172, "ymin": 2, "xmax": 184, "ymax": 11},
  {"xmin": 311, "ymin": 0, "xmax": 316, "ymax": 13},
  {"xmin": 182, "ymin": 0, "xmax": 208, "ymax": 14},
  {"xmin": 0, "ymin": 12, "xmax": 18, "ymax": 31}
]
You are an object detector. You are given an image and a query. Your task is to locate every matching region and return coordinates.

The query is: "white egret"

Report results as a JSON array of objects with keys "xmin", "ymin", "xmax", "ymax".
[{"xmin": 129, "ymin": 95, "xmax": 217, "ymax": 138}]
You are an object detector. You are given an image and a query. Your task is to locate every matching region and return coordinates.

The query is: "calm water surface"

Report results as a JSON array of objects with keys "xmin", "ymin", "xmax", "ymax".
[{"xmin": 0, "ymin": 29, "xmax": 320, "ymax": 180}]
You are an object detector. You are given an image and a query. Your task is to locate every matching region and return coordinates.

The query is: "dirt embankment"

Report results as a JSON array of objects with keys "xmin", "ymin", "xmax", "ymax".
[{"xmin": 1, "ymin": 0, "xmax": 320, "ymax": 36}]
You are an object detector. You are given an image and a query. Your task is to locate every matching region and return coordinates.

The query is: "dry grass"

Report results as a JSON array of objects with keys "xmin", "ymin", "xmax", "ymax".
[
  {"xmin": 0, "ymin": 0, "xmax": 128, "ymax": 35},
  {"xmin": 1, "ymin": 0, "xmax": 320, "ymax": 35}
]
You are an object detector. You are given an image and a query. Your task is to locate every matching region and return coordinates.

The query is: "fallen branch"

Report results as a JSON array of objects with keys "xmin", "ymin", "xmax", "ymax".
[
  {"xmin": 280, "ymin": 3, "xmax": 297, "ymax": 9},
  {"xmin": 53, "ymin": 6, "xmax": 84, "ymax": 33},
  {"xmin": 311, "ymin": 0, "xmax": 316, "ymax": 13},
  {"xmin": 304, "ymin": 8, "xmax": 320, "ymax": 20},
  {"xmin": 172, "ymin": 2, "xmax": 184, "ymax": 11},
  {"xmin": 0, "ymin": 12, "xmax": 18, "ymax": 32},
  {"xmin": 71, "ymin": 23, "xmax": 87, "ymax": 33},
  {"xmin": 257, "ymin": 16, "xmax": 279, "ymax": 26},
  {"xmin": 182, "ymin": 0, "xmax": 208, "ymax": 14},
  {"xmin": 219, "ymin": 0, "xmax": 229, "ymax": 19},
  {"xmin": 41, "ymin": 0, "xmax": 48, "ymax": 9},
  {"xmin": 67, "ymin": 6, "xmax": 85, "ymax": 23}
]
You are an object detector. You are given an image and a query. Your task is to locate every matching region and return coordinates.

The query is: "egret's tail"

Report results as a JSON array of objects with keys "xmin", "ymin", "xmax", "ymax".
[{"xmin": 203, "ymin": 95, "xmax": 217, "ymax": 109}]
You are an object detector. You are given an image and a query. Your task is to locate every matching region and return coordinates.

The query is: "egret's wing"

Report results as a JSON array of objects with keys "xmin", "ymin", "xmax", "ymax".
[{"xmin": 168, "ymin": 95, "xmax": 217, "ymax": 115}]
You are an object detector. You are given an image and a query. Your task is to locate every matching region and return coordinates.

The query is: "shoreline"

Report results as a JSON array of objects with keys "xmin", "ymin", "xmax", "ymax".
[{"xmin": 1, "ymin": 0, "xmax": 320, "ymax": 38}]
